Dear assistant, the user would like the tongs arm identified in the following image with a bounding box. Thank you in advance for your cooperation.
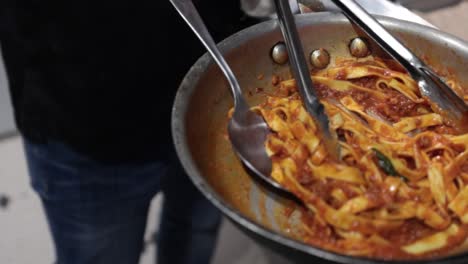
[273,0,339,159]
[274,0,323,116]
[331,0,468,125]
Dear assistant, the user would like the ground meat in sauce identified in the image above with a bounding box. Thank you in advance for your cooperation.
[365,185,391,207]
[272,75,281,86]
[335,69,347,80]
[382,220,436,245]
[352,77,379,89]
[315,83,342,99]
[431,125,457,135]
[386,95,418,115]
[301,210,338,243]
[312,76,428,123]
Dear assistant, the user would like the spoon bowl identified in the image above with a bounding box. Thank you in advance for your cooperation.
[170,0,290,192]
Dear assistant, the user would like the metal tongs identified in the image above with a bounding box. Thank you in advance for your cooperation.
[273,0,340,160]
[331,0,468,131]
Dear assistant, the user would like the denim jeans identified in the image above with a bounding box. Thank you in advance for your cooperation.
[23,139,221,264]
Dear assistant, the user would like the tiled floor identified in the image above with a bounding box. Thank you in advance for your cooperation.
[2,2,468,264]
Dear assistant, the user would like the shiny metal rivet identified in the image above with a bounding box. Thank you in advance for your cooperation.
[271,42,288,65]
[349,37,370,58]
[310,48,330,69]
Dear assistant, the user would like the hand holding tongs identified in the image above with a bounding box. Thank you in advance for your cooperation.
[331,0,468,131]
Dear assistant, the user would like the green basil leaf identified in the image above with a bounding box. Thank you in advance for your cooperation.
[372,148,408,182]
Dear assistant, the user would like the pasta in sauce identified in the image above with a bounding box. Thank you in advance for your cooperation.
[249,58,468,259]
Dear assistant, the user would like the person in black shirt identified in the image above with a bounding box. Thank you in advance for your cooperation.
[0,1,257,263]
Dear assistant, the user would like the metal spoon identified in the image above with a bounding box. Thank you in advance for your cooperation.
[331,0,468,131]
[170,0,288,191]
[273,0,340,160]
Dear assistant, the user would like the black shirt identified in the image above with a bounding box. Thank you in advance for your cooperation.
[0,0,255,163]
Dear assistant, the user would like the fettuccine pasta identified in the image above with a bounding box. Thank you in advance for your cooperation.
[248,58,468,259]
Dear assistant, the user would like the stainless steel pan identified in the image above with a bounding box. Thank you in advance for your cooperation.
[172,13,468,263]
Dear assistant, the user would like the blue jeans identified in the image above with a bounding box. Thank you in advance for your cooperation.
[24,139,221,264]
